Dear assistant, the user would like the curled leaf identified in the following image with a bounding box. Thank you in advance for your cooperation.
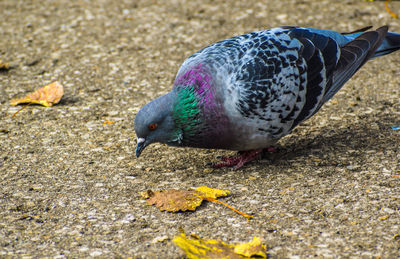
[10,81,64,107]
[234,236,267,258]
[173,233,267,259]
[173,233,239,259]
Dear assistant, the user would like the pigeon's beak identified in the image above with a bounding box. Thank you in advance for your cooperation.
[136,138,146,158]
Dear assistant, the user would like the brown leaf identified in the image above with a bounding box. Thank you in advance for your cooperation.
[10,81,64,107]
[142,186,253,219]
[144,189,203,212]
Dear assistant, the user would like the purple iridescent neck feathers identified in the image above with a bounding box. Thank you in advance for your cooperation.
[171,64,232,148]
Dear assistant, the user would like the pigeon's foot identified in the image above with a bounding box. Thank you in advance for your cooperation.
[211,149,263,169]
[264,146,277,153]
[211,147,277,169]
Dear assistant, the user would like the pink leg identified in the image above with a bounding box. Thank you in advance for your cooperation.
[265,146,277,153]
[211,147,277,169]
[211,149,262,169]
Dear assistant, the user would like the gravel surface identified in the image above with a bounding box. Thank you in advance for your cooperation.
[1,0,399,258]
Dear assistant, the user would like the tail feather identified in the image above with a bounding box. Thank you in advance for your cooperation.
[322,26,388,102]
[374,31,400,58]
[341,26,373,35]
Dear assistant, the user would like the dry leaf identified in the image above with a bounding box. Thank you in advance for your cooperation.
[195,186,230,199]
[173,233,267,259]
[142,186,253,219]
[173,233,240,259]
[234,236,267,258]
[143,189,203,212]
[10,81,64,107]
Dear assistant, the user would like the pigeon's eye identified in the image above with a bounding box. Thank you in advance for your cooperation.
[148,123,158,131]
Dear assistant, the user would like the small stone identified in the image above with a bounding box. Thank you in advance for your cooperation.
[90,250,103,256]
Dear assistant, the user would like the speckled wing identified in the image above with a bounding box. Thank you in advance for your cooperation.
[220,27,387,142]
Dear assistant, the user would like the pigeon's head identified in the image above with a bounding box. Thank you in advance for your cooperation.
[134,92,181,158]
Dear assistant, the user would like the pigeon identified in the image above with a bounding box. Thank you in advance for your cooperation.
[134,26,400,169]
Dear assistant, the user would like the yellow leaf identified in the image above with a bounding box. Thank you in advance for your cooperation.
[173,233,238,259]
[173,233,267,259]
[233,236,267,258]
[10,81,64,107]
[195,186,230,199]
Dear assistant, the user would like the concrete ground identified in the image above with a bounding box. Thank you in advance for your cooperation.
[1,0,399,257]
